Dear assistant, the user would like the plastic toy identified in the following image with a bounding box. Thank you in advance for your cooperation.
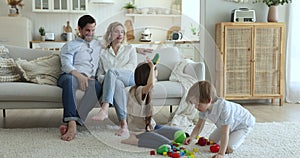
[210,144,220,153]
[150,150,156,155]
[156,142,196,157]
[174,130,186,144]
[152,53,160,65]
[157,144,171,155]
[197,137,207,146]
[163,152,167,156]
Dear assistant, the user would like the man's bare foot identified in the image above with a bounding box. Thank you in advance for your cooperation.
[115,127,129,136]
[121,134,139,145]
[91,108,108,121]
[59,125,67,136]
[61,121,76,141]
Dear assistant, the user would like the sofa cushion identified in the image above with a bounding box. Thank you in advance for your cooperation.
[152,81,185,99]
[136,47,181,81]
[5,44,56,61]
[0,82,85,102]
[0,82,62,102]
[15,54,62,85]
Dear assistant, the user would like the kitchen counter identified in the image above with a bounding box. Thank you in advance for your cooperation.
[127,40,200,45]
[129,40,201,62]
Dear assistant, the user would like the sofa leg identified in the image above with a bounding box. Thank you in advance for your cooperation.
[170,105,172,113]
[3,109,6,118]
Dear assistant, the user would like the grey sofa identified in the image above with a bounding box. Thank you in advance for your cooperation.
[0,44,205,117]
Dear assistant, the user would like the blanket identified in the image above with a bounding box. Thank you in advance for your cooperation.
[168,59,199,132]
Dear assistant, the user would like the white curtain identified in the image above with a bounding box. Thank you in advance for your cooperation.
[286,1,300,103]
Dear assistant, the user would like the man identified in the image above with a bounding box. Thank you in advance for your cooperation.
[57,15,102,141]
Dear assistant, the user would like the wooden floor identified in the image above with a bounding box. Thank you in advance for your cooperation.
[1,102,300,128]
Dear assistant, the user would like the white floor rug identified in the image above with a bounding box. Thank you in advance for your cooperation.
[1,121,300,158]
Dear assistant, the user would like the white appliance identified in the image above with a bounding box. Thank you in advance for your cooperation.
[171,31,183,40]
[0,17,32,48]
[140,28,152,42]
[231,8,256,22]
[45,33,55,41]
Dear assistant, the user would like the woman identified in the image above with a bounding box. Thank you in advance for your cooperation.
[92,22,137,136]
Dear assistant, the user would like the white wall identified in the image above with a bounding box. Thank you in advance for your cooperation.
[204,0,289,39]
[0,0,290,82]
[201,0,289,82]
[0,0,131,41]
[0,0,191,42]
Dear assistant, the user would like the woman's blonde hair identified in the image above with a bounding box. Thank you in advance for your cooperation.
[103,21,127,49]
[186,80,218,104]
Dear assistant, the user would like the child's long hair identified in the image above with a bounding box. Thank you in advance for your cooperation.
[186,81,218,104]
[134,62,155,131]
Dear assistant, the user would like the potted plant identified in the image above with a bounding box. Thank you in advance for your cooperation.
[190,24,198,35]
[39,27,46,41]
[254,0,292,7]
[123,2,136,14]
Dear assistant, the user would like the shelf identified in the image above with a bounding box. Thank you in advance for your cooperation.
[125,14,181,18]
[90,0,114,4]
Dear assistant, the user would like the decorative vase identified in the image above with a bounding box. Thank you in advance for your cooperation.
[41,36,46,41]
[9,6,17,14]
[8,5,19,16]
[267,5,278,22]
[127,8,133,14]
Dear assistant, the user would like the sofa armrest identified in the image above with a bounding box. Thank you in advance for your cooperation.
[183,61,205,81]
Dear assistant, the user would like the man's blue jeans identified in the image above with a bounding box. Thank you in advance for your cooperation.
[57,73,101,125]
[101,68,134,121]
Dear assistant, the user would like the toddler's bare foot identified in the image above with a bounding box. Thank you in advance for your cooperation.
[61,121,76,141]
[59,125,67,136]
[115,127,129,136]
[91,109,108,121]
[121,134,138,145]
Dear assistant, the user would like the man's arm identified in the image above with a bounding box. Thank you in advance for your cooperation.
[136,47,153,55]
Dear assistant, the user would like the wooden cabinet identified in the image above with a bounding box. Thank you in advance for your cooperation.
[215,22,286,106]
[33,0,87,13]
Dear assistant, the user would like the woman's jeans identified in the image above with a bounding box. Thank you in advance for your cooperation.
[102,68,135,121]
[57,73,101,125]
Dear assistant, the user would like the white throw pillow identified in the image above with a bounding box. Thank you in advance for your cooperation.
[15,54,62,85]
